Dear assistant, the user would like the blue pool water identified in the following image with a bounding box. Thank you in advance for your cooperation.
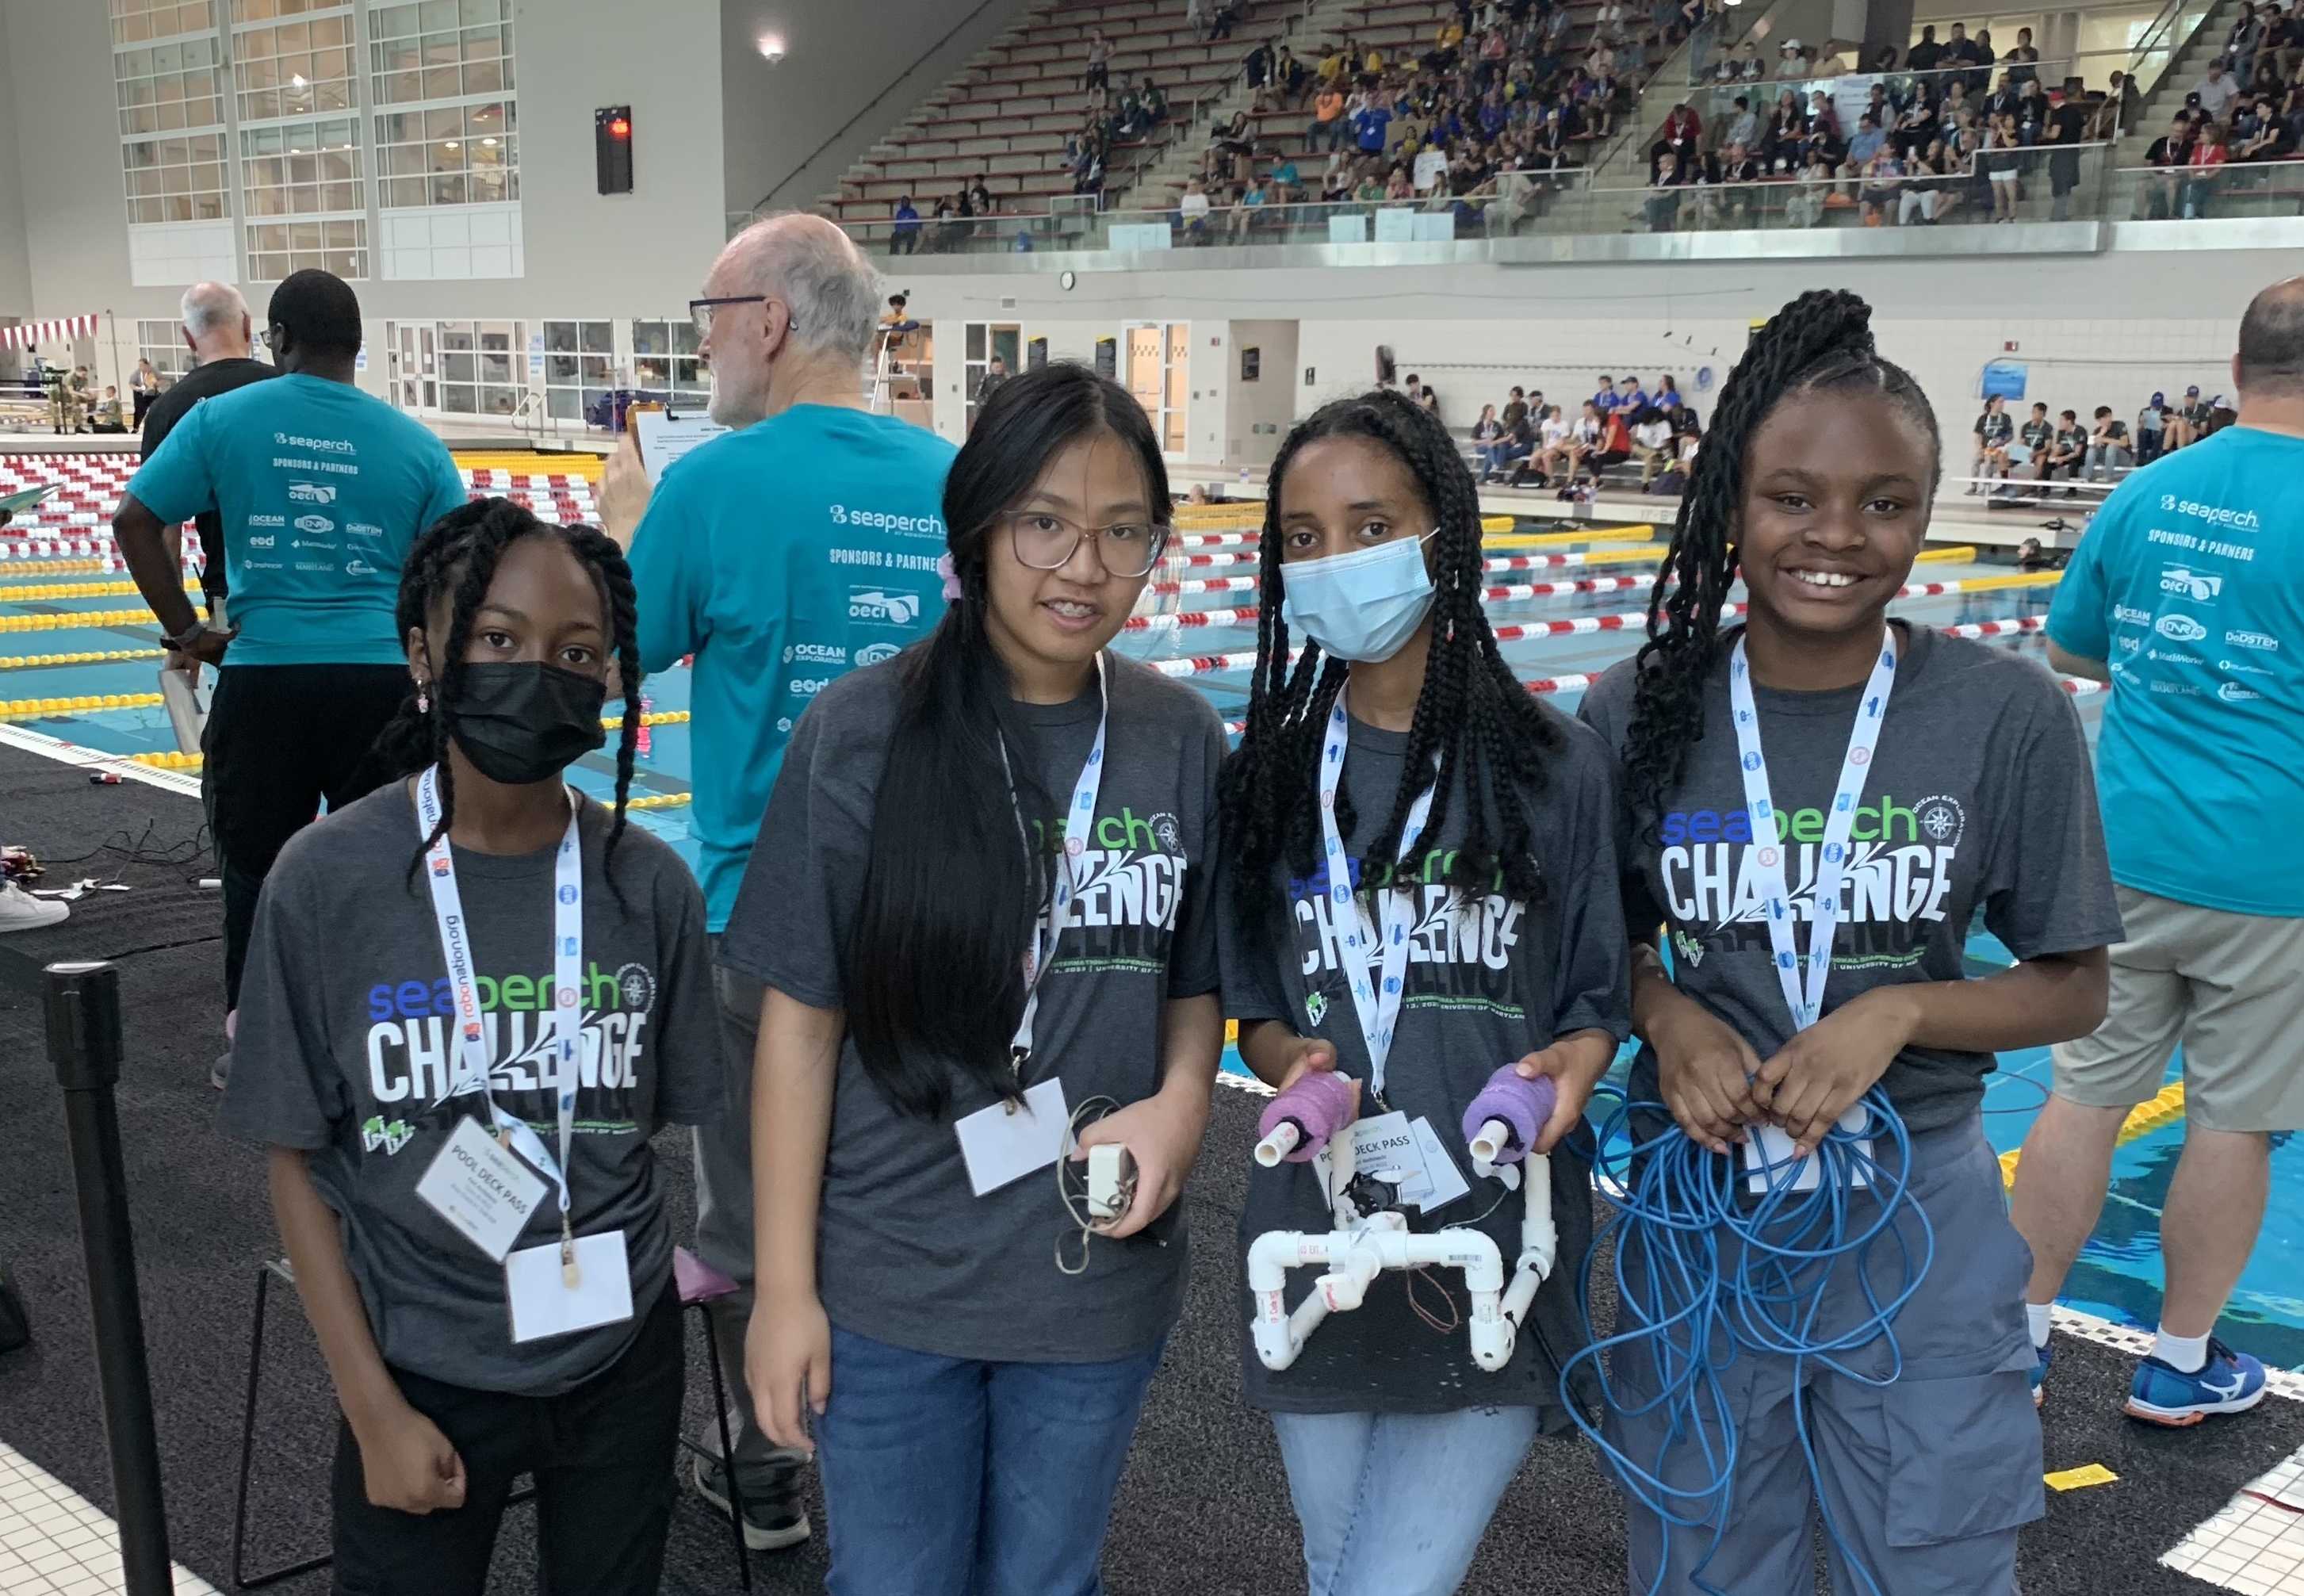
[6,549,2298,1364]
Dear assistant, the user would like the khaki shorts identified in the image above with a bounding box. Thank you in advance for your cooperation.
[2053,885,2304,1132]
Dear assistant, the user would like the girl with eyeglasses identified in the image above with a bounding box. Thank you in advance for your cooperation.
[733,364,1227,1596]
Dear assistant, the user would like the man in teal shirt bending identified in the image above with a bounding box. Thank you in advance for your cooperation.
[604,212,954,1552]
[114,269,468,1085]
[2012,275,2304,1428]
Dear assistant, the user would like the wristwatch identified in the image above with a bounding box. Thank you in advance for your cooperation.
[165,619,220,653]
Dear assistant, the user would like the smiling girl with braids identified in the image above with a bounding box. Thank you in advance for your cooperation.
[1217,389,1630,1594]
[1576,290,2119,1593]
[221,499,724,1594]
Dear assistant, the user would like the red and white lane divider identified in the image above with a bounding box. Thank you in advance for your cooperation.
[1135,572,1653,608]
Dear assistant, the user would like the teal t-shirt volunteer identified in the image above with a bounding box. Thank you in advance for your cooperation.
[126,373,469,667]
[629,404,957,929]
[2046,424,2304,917]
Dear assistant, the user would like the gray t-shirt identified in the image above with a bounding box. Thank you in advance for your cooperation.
[720,651,1227,1363]
[1577,623,2123,1133]
[1217,704,1632,1416]
[220,783,723,1395]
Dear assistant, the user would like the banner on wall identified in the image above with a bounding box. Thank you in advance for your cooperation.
[0,316,100,351]
[1981,361,2029,402]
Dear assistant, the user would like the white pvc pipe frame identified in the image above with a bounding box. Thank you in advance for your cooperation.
[1246,1135,1558,1374]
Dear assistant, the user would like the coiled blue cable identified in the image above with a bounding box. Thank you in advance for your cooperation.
[1560,1085,1935,1596]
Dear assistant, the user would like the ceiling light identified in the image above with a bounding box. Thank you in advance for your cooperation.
[290,71,308,86]
[757,34,786,62]
[445,139,460,149]
[481,136,497,146]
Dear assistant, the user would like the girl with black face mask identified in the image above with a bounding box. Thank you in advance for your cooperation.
[220,499,725,1596]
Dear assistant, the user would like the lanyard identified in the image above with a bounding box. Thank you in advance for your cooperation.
[997,653,1109,1078]
[414,765,584,1260]
[1315,693,1437,1100]
[1724,627,1898,1031]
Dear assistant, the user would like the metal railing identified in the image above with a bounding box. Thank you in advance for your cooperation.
[2128,0,2226,105]
[2115,157,2304,220]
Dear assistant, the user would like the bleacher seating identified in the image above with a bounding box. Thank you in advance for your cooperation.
[817,0,1313,228]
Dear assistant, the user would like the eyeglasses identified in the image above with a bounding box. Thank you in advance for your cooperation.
[1001,511,1173,579]
[689,296,797,339]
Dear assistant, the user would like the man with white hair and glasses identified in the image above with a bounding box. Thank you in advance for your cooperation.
[600,212,956,1555]
[138,281,278,620]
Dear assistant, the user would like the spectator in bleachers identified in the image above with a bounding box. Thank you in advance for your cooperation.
[1084,25,1112,96]
[1500,385,1530,431]
[1528,402,1576,484]
[2182,119,2230,216]
[1984,110,2024,221]
[1971,394,2015,489]
[1901,138,1950,222]
[2042,86,2088,220]
[890,195,920,255]
[1858,147,1903,227]
[1179,176,1213,242]
[2142,113,2195,218]
[1644,149,1688,230]
[1311,82,1349,151]
[1353,90,1394,155]
[2086,405,2133,479]
[1485,405,1540,484]
[1586,404,1633,480]
[1243,36,1273,96]
[1207,0,1240,41]
[2169,382,2210,448]
[1618,373,1649,413]
[1629,407,1674,484]
[2197,56,2241,121]
[2019,400,2054,472]
[2260,6,2304,80]
[2134,392,2169,462]
[2041,408,2088,485]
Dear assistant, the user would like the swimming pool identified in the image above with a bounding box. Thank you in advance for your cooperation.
[2,472,2288,1368]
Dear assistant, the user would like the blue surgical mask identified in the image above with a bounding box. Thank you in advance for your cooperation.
[1280,531,1437,663]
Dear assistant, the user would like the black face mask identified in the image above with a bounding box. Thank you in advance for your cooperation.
[444,661,607,786]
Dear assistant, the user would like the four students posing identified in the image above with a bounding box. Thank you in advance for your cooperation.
[242,318,2130,1594]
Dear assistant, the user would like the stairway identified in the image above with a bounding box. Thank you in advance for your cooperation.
[2105,0,2252,219]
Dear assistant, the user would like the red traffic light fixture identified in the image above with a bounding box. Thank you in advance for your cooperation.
[595,105,633,195]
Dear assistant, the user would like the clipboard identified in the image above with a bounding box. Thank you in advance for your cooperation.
[0,486,55,516]
[630,405,729,484]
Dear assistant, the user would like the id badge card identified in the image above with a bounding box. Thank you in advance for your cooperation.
[507,1230,633,1344]
[1313,1112,1472,1213]
[415,1116,550,1264]
[1742,1110,1873,1196]
[955,1077,1070,1196]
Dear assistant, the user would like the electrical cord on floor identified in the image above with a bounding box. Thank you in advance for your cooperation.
[1561,1085,1932,1596]
[7,819,213,890]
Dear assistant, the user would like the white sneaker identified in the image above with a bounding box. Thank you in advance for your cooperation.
[0,879,67,932]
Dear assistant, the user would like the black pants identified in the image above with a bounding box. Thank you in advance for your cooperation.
[330,1287,683,1595]
[209,664,406,1009]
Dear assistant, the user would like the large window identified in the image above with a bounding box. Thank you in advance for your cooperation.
[245,217,366,280]
[111,0,218,45]
[541,321,614,423]
[368,0,519,209]
[114,34,226,136]
[433,320,525,415]
[239,117,363,216]
[373,101,516,208]
[630,320,710,409]
[139,320,196,382]
[231,4,356,123]
[122,132,231,224]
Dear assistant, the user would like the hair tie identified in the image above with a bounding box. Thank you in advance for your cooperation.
[936,552,964,602]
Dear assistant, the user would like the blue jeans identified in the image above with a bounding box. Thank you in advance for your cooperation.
[815,1323,1163,1595]
[1270,1407,1540,1596]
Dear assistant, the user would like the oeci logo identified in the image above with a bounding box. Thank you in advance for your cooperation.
[288,482,337,505]
[2160,565,2222,603]
[2155,614,2208,643]
[849,588,922,626]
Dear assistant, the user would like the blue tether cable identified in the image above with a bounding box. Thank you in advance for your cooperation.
[1562,1086,1935,1596]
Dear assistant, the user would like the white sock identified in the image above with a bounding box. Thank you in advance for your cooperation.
[2026,1302,2054,1349]
[2153,1327,2210,1373]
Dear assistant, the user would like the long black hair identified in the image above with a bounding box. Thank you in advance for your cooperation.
[375,496,642,890]
[1219,388,1565,926]
[841,363,1169,1121]
[1622,289,1941,838]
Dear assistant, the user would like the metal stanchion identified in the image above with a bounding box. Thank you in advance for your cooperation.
[44,959,172,1596]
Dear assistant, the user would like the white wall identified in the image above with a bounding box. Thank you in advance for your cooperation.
[719,0,1042,217]
[0,2,31,323]
[0,0,727,399]
[1223,319,1299,468]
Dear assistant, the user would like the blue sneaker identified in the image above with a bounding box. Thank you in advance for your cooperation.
[2031,1339,2052,1410]
[2126,1338,2268,1427]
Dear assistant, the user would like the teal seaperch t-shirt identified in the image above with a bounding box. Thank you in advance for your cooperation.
[126,373,469,667]
[628,404,957,929]
[2046,425,2304,917]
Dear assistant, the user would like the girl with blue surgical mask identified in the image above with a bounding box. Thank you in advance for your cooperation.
[1215,391,1632,1596]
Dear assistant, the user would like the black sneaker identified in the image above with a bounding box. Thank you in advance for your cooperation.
[690,1452,810,1551]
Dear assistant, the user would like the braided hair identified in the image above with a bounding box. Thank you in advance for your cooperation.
[1622,288,1941,840]
[1219,388,1565,928]
[374,496,643,895]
